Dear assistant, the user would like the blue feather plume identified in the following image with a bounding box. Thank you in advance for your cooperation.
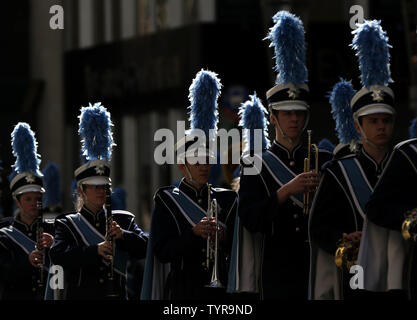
[78,102,115,161]
[42,162,62,206]
[318,139,335,153]
[351,20,392,88]
[329,79,360,144]
[409,118,417,139]
[188,69,221,137]
[265,11,308,86]
[11,122,42,176]
[8,170,17,183]
[239,92,270,151]
[112,187,127,210]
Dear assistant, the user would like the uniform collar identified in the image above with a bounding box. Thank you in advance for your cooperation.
[179,178,210,202]
[359,148,390,173]
[271,140,303,159]
[13,214,37,233]
[80,205,105,222]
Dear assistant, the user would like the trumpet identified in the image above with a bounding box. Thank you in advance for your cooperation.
[207,198,223,288]
[303,130,319,215]
[402,208,417,241]
[204,186,224,288]
[335,238,359,270]
[205,184,212,270]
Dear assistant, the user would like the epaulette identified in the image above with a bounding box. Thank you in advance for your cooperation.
[212,187,238,197]
[394,138,417,151]
[112,210,135,218]
[322,153,356,171]
[43,218,55,224]
[318,148,333,155]
[240,150,263,166]
[55,211,78,221]
[153,185,175,200]
[0,216,13,228]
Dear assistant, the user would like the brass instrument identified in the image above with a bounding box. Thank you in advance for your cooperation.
[303,130,319,215]
[205,184,212,270]
[104,184,119,298]
[207,199,223,288]
[402,208,417,241]
[335,238,359,270]
[204,186,224,288]
[35,200,45,292]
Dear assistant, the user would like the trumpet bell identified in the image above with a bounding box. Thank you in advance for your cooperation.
[335,240,359,270]
[402,208,417,241]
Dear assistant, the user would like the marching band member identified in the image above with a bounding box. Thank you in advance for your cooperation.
[0,123,54,300]
[309,24,395,297]
[230,11,332,299]
[141,70,238,300]
[359,110,417,297]
[49,103,148,300]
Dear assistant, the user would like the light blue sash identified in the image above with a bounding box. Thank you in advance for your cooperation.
[163,188,207,225]
[0,226,52,300]
[0,226,36,255]
[262,150,304,207]
[141,188,207,300]
[66,213,128,276]
[338,158,373,218]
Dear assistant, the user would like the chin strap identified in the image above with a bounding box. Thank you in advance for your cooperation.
[356,120,386,151]
[276,119,295,145]
[184,163,202,190]
[80,185,102,213]
[273,110,310,146]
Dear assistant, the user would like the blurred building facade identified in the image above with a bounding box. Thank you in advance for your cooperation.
[2,0,417,229]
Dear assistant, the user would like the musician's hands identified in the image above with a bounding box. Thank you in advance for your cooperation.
[277,171,319,205]
[29,249,44,268]
[107,221,124,240]
[97,241,113,260]
[343,231,362,244]
[192,217,217,239]
[39,233,54,249]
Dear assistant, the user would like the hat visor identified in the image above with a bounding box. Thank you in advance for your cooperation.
[13,185,45,197]
[355,104,395,118]
[79,176,111,186]
[177,148,217,165]
[270,100,309,111]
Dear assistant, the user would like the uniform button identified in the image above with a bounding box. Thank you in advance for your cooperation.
[198,198,202,204]
[32,287,36,292]
[96,223,100,227]
[290,161,295,167]
[293,214,299,219]
[295,227,300,232]
[99,279,104,284]
[28,233,32,237]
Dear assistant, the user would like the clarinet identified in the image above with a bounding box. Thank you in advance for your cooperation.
[104,184,119,298]
[35,200,45,298]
